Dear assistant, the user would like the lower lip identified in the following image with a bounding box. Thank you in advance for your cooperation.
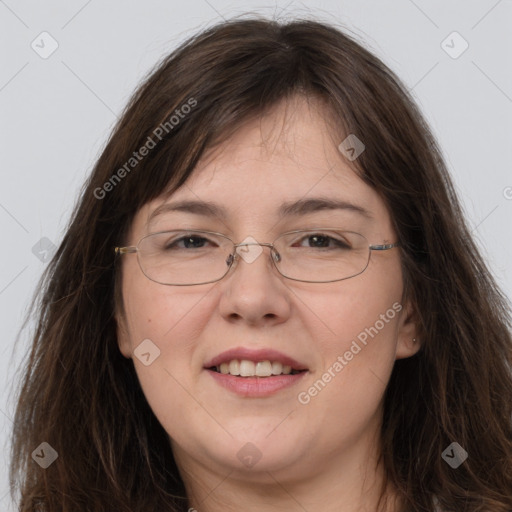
[205,369,307,397]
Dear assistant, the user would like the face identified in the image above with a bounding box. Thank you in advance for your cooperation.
[116,95,419,486]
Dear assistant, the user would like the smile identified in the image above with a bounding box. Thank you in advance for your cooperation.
[210,359,304,377]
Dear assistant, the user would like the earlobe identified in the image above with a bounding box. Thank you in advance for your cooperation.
[395,336,421,359]
[395,300,421,360]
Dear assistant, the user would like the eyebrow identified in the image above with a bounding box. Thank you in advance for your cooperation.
[148,197,373,224]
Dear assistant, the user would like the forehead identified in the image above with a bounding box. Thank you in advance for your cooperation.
[133,96,393,235]
[183,96,361,192]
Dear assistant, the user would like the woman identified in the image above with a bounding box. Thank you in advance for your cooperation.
[9,16,512,512]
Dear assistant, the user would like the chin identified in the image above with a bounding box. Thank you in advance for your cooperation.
[207,428,305,474]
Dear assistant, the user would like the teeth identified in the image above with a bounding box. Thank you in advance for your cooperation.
[214,359,299,377]
[229,360,240,376]
[240,360,255,377]
[271,361,283,375]
[255,361,272,377]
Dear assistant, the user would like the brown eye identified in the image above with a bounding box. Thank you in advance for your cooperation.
[292,233,351,249]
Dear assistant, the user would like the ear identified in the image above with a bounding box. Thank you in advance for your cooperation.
[115,311,133,359]
[395,299,421,360]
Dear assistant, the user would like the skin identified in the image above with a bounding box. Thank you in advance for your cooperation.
[116,95,420,512]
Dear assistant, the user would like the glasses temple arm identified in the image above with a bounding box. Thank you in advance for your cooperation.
[369,242,400,251]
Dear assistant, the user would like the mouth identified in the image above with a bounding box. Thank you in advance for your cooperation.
[207,359,306,377]
[204,347,308,376]
[203,347,309,397]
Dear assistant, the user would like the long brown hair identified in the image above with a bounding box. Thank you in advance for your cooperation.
[9,15,512,512]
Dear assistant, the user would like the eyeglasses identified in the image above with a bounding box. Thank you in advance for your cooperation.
[114,228,399,286]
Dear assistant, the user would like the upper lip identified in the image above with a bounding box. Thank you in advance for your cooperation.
[204,347,308,371]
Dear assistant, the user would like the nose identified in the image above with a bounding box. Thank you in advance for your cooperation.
[218,241,291,327]
[227,241,280,267]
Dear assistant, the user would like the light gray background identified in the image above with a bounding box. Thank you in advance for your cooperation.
[1,0,511,508]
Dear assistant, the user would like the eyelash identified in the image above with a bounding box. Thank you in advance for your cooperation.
[163,232,352,251]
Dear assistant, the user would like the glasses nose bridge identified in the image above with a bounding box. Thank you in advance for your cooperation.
[231,240,281,264]
[235,241,273,249]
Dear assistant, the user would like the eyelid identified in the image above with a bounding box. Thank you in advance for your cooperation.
[146,227,364,247]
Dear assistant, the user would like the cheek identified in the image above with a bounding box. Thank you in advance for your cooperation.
[120,266,218,424]
[294,260,403,432]
[297,253,403,353]
[121,257,214,347]
[325,289,401,359]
